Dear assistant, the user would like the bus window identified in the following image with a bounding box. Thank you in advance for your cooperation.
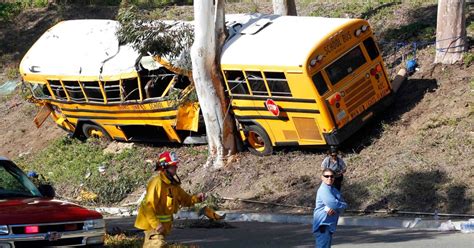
[224,70,250,95]
[82,81,105,103]
[245,71,269,96]
[325,46,366,86]
[48,80,67,100]
[29,83,51,99]
[63,81,86,102]
[311,72,328,96]
[122,78,140,101]
[264,72,292,97]
[363,37,380,60]
[142,68,174,99]
[173,75,191,90]
[167,75,191,99]
[103,81,121,103]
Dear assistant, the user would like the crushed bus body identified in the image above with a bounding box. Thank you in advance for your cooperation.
[19,20,203,144]
[20,15,395,155]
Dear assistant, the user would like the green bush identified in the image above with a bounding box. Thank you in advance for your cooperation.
[0,2,22,22]
[16,137,151,205]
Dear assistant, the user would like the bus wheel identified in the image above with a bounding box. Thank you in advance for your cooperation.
[82,123,111,140]
[247,125,273,156]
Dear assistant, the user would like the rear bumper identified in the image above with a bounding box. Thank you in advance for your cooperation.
[323,92,395,146]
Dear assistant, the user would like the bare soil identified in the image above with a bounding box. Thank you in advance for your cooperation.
[0,2,472,215]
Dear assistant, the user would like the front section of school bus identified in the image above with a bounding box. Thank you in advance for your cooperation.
[221,14,393,155]
[19,20,202,144]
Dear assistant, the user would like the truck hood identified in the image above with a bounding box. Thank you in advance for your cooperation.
[0,197,102,225]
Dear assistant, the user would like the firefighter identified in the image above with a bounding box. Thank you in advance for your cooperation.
[135,151,206,248]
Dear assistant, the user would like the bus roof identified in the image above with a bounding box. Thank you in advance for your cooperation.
[19,20,141,78]
[222,14,361,68]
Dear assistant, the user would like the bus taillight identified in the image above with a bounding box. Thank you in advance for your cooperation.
[329,92,342,105]
[376,64,383,72]
[370,68,377,76]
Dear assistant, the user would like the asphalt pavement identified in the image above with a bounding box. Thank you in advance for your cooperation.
[105,216,474,248]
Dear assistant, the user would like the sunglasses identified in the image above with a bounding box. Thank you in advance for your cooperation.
[323,175,335,178]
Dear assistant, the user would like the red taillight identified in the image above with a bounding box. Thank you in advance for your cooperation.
[25,226,39,234]
[376,64,383,72]
[370,68,377,76]
[329,92,342,105]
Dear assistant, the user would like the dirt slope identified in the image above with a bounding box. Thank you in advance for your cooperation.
[0,2,472,215]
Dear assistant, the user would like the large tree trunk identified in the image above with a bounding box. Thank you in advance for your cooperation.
[191,0,237,169]
[435,0,466,64]
[272,0,297,16]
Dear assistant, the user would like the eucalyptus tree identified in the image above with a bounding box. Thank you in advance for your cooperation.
[435,0,466,64]
[117,2,238,169]
[272,0,297,16]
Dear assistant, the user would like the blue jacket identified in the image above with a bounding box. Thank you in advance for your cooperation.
[312,183,347,233]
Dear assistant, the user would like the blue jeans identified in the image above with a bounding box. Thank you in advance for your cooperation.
[314,225,332,248]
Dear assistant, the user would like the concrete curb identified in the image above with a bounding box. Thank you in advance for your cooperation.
[96,207,466,231]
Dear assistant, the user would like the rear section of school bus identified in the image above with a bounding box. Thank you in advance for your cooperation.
[19,20,203,144]
[221,14,393,155]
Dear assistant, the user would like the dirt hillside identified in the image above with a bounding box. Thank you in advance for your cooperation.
[0,2,472,215]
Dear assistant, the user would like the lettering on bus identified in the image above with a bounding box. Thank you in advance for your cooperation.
[324,31,352,55]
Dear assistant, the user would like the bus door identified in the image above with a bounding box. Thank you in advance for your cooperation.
[135,69,182,143]
[223,70,274,148]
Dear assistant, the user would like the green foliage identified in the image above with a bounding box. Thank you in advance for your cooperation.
[105,234,143,248]
[130,0,192,8]
[117,5,194,71]
[384,22,436,42]
[16,137,150,205]
[463,52,474,66]
[0,2,22,22]
[5,66,18,80]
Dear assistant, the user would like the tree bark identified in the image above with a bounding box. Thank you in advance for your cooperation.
[272,0,297,16]
[435,0,466,64]
[191,0,237,169]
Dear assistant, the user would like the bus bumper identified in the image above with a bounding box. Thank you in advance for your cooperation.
[323,92,395,146]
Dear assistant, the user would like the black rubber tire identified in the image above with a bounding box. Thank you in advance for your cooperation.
[246,125,273,156]
[82,123,111,140]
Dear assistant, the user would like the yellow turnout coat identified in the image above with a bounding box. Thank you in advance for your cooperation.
[135,171,200,236]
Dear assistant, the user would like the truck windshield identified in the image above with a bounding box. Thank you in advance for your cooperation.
[0,161,42,198]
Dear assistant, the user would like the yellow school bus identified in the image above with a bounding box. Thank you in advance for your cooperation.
[222,14,393,155]
[19,20,203,144]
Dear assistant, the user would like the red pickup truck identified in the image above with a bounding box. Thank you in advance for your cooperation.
[0,157,105,247]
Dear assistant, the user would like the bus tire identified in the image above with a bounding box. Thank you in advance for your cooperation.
[246,125,273,156]
[82,123,111,140]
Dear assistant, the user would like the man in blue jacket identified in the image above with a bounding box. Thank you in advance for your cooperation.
[313,168,348,248]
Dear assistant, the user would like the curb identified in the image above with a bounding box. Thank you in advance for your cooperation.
[96,207,465,231]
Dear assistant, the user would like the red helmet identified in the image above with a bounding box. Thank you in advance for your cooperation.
[158,151,179,169]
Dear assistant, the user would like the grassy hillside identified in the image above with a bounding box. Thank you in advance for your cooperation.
[1,0,473,215]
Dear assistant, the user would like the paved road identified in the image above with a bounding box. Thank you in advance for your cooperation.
[106,217,474,248]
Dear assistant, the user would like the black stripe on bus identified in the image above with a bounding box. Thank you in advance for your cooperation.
[66,115,176,121]
[274,141,300,146]
[232,106,320,114]
[231,95,316,103]
[49,97,170,106]
[234,115,289,121]
[61,107,177,114]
